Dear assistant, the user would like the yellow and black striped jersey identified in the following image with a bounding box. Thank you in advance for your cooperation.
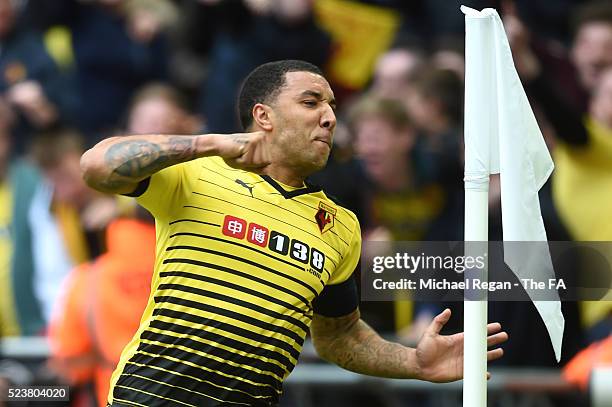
[108,156,361,407]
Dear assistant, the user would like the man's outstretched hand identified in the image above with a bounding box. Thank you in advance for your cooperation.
[415,309,508,383]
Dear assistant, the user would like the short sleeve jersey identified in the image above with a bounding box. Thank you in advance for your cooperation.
[108,156,361,407]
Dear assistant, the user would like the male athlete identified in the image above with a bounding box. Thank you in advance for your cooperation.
[81,60,507,406]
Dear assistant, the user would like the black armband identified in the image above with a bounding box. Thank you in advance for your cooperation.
[312,276,358,317]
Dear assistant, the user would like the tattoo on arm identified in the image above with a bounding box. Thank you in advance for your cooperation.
[103,137,197,188]
[312,312,417,379]
[228,134,250,146]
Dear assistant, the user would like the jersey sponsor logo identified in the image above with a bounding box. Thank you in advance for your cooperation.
[315,202,336,234]
[222,215,326,277]
[247,223,269,247]
[222,215,247,239]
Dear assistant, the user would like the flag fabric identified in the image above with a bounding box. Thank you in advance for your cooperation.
[462,5,565,362]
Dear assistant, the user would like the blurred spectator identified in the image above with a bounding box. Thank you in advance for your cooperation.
[506,0,612,129]
[407,68,463,200]
[554,67,612,243]
[0,0,77,154]
[507,1,612,341]
[28,0,177,145]
[126,83,202,135]
[350,96,446,241]
[349,96,448,337]
[563,334,612,391]
[181,0,331,132]
[49,214,155,407]
[369,45,424,102]
[31,129,113,263]
[552,67,612,340]
[570,1,612,94]
[0,98,47,336]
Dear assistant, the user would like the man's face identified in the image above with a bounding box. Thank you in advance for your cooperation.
[267,71,337,174]
[45,152,92,209]
[354,115,413,184]
[372,50,421,100]
[128,97,195,134]
[590,68,612,128]
[572,22,612,91]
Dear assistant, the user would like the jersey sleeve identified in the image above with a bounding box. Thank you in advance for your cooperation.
[327,215,361,285]
[134,160,201,220]
[312,214,361,317]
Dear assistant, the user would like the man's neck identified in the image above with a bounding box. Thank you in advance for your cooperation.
[260,163,306,188]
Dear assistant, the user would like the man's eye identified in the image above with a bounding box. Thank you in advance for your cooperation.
[303,100,317,107]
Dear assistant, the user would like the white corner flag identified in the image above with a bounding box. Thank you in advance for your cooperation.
[461,4,565,364]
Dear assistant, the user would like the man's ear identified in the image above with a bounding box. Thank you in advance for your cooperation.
[252,103,273,131]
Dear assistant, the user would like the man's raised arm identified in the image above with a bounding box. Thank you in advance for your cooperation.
[80,132,268,195]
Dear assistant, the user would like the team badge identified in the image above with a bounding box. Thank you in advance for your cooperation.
[315,202,336,234]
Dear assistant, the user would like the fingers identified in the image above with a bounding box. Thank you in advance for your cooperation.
[426,308,451,336]
[487,347,504,362]
[487,331,508,348]
[486,323,507,362]
[486,322,502,335]
[225,155,269,170]
[237,142,271,169]
[223,131,271,169]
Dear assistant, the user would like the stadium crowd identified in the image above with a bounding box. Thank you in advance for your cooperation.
[0,0,610,406]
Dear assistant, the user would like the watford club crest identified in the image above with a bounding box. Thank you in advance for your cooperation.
[315,202,336,234]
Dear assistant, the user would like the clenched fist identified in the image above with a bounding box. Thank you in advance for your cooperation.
[212,131,271,170]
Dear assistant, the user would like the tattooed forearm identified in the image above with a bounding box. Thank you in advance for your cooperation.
[81,135,200,194]
[105,137,196,178]
[228,134,250,146]
[81,132,261,194]
[311,312,419,379]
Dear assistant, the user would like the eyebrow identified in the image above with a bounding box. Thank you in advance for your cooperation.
[300,90,337,110]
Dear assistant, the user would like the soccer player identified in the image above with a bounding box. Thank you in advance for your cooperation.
[81,60,507,406]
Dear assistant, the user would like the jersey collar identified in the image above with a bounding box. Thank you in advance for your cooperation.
[260,174,322,199]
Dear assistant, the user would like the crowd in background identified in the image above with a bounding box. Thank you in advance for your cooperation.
[0,0,611,405]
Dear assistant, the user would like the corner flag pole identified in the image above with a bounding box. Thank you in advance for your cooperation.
[462,5,493,406]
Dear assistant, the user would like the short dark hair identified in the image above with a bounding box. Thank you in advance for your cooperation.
[238,60,324,130]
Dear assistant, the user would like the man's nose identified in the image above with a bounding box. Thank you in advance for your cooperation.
[321,105,337,130]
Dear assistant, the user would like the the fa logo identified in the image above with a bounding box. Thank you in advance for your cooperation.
[315,202,336,234]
